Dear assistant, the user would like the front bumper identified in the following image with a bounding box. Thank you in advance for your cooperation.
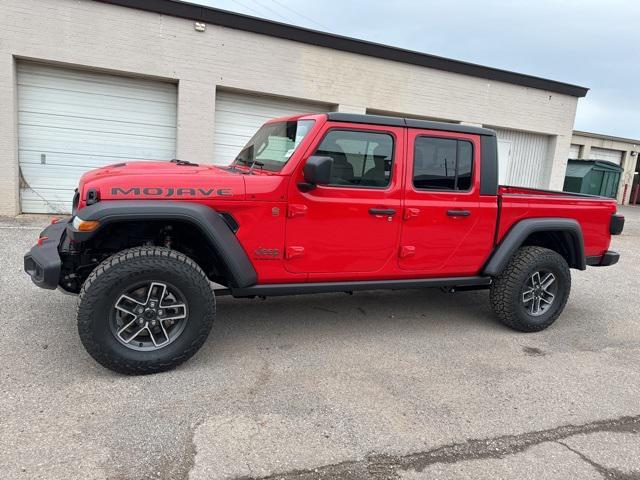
[23,220,68,289]
[586,250,620,267]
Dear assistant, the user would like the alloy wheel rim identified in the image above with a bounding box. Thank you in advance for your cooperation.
[110,281,189,351]
[521,270,557,317]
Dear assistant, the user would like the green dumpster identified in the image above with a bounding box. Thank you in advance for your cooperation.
[563,160,622,198]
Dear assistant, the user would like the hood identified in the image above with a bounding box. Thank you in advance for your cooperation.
[77,161,247,207]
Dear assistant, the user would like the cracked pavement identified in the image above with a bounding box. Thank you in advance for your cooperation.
[1,206,639,479]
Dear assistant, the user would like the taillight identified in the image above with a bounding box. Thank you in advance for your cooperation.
[610,214,624,235]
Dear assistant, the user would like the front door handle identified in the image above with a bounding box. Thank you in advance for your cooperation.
[447,210,471,217]
[369,208,396,216]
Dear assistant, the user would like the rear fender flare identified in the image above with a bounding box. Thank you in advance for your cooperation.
[483,218,585,276]
[69,201,257,288]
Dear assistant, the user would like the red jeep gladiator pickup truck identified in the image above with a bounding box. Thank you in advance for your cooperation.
[24,113,624,374]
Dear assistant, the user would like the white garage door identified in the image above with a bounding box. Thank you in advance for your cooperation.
[497,140,513,185]
[569,144,581,158]
[492,127,551,188]
[18,63,177,213]
[589,147,623,165]
[212,91,328,164]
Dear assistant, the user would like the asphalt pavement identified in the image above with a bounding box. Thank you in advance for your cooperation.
[1,207,639,480]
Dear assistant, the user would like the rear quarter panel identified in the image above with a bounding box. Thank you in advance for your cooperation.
[497,187,617,257]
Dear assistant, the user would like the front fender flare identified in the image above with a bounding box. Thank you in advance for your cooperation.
[70,201,257,288]
[483,218,585,276]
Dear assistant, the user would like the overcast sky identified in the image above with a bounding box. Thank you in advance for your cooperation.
[196,0,639,140]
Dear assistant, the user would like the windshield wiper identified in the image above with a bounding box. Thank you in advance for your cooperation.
[248,160,264,174]
[232,145,258,173]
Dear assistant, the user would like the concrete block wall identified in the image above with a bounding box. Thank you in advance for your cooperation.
[0,0,579,215]
[0,55,19,216]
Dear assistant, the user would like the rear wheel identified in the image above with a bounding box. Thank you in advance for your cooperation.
[490,246,571,332]
[77,247,215,374]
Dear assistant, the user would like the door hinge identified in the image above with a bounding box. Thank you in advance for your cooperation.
[403,208,420,220]
[399,245,416,258]
[286,246,305,259]
[287,204,308,218]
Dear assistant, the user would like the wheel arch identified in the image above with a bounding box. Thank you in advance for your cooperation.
[69,201,257,288]
[483,218,585,276]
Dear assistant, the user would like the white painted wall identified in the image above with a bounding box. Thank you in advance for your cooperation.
[569,144,580,158]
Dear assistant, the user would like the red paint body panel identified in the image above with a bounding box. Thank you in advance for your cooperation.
[75,114,619,285]
[78,162,246,209]
[398,128,496,276]
[285,121,405,278]
[497,186,617,257]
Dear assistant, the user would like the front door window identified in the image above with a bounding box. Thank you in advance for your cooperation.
[314,130,394,188]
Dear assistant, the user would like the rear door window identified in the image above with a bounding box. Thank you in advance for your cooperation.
[413,136,473,191]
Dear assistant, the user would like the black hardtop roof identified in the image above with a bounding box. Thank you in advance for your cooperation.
[326,113,497,136]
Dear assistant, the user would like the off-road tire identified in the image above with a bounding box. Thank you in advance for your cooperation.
[77,247,216,374]
[490,246,571,332]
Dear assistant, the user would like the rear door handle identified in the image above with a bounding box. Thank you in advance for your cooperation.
[369,208,396,216]
[447,210,471,217]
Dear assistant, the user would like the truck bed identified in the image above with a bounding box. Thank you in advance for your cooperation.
[497,185,618,258]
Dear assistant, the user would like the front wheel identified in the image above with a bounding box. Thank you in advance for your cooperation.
[490,246,571,332]
[77,247,216,374]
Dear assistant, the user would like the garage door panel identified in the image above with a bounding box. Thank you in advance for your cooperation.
[18,83,176,112]
[18,63,177,213]
[19,87,176,126]
[214,112,298,135]
[215,94,322,116]
[215,101,292,118]
[213,131,256,149]
[20,189,76,215]
[213,111,278,132]
[18,64,177,103]
[18,150,152,169]
[19,112,176,138]
[215,146,247,163]
[589,147,623,165]
[213,91,328,165]
[19,122,176,149]
[492,127,551,189]
[19,164,86,190]
[19,125,175,160]
[212,119,265,138]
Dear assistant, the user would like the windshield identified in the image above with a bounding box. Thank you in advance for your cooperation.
[232,119,315,172]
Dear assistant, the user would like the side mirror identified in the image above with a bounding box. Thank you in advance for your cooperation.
[299,156,333,191]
